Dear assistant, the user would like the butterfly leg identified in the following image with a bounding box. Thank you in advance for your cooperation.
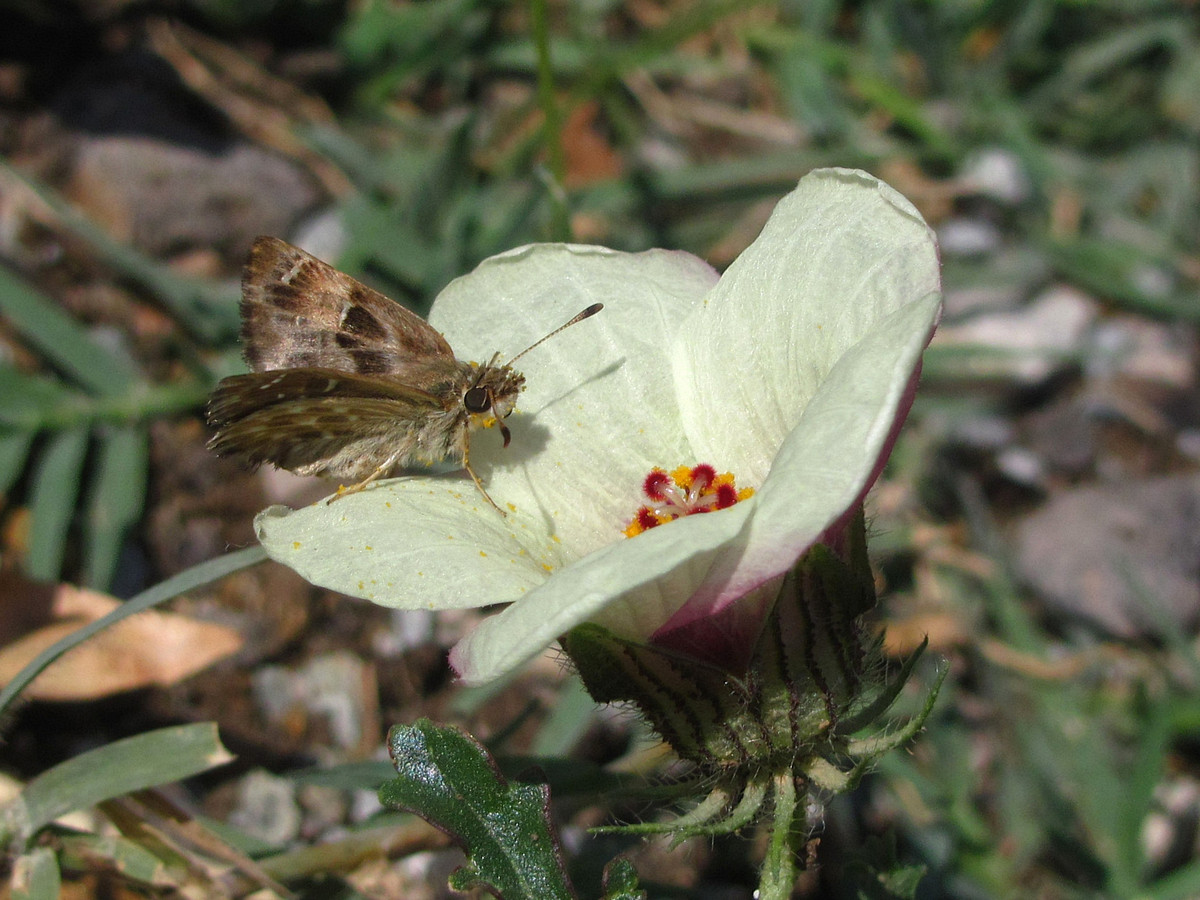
[463,436,505,516]
[327,448,408,504]
[325,439,507,516]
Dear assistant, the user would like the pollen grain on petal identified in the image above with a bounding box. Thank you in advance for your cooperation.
[623,463,754,537]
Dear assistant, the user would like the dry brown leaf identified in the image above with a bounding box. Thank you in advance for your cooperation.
[0,584,243,701]
[562,101,624,188]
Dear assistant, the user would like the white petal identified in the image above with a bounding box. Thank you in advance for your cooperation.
[254,246,720,608]
[449,497,755,684]
[673,168,941,484]
[254,482,554,608]
[667,291,942,628]
[429,244,718,556]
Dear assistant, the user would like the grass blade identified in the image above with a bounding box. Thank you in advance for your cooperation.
[12,723,233,842]
[0,429,35,498]
[0,546,266,720]
[0,268,140,397]
[83,426,149,590]
[26,427,89,581]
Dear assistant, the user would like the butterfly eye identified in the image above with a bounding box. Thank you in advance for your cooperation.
[463,386,491,413]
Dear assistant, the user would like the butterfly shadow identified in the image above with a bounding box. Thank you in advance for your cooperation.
[508,356,626,461]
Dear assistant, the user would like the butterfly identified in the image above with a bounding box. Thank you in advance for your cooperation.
[206,236,601,512]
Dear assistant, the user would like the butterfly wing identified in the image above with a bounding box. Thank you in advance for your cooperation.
[240,236,456,379]
[207,368,467,479]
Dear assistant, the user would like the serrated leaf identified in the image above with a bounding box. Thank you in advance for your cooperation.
[600,857,645,900]
[380,719,576,900]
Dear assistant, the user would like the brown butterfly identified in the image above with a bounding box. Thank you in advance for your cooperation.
[206,236,602,512]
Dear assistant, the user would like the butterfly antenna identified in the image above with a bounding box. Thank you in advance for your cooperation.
[507,303,603,365]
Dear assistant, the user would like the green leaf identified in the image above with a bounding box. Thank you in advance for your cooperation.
[0,160,238,342]
[10,847,61,900]
[0,429,34,498]
[0,267,139,397]
[83,425,149,589]
[289,760,396,792]
[25,426,89,581]
[531,676,598,757]
[0,366,79,429]
[57,832,177,890]
[380,719,577,900]
[1114,694,1172,887]
[0,365,210,432]
[339,0,491,108]
[1145,857,1200,900]
[5,723,233,845]
[844,834,926,899]
[1044,236,1199,322]
[600,858,645,900]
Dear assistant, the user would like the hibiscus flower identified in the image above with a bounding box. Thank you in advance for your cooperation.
[255,167,942,686]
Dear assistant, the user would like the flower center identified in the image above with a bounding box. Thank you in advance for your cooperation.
[623,464,754,537]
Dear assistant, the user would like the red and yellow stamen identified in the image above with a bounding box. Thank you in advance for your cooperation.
[623,464,754,537]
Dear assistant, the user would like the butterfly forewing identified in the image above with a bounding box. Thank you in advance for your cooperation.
[206,366,468,479]
[207,235,600,510]
[207,368,444,426]
[240,236,455,378]
[211,237,480,484]
[209,397,454,479]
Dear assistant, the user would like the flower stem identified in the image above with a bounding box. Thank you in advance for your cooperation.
[757,772,806,900]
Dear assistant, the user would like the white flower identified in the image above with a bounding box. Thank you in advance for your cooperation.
[255,168,942,685]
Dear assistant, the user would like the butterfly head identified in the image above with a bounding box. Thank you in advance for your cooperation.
[464,360,526,446]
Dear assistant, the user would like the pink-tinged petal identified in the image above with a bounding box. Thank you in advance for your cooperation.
[449,498,755,685]
[659,293,941,635]
[673,168,941,484]
[650,577,782,672]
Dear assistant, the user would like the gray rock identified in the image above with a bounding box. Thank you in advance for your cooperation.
[1014,474,1200,637]
[228,770,301,846]
[67,134,320,255]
